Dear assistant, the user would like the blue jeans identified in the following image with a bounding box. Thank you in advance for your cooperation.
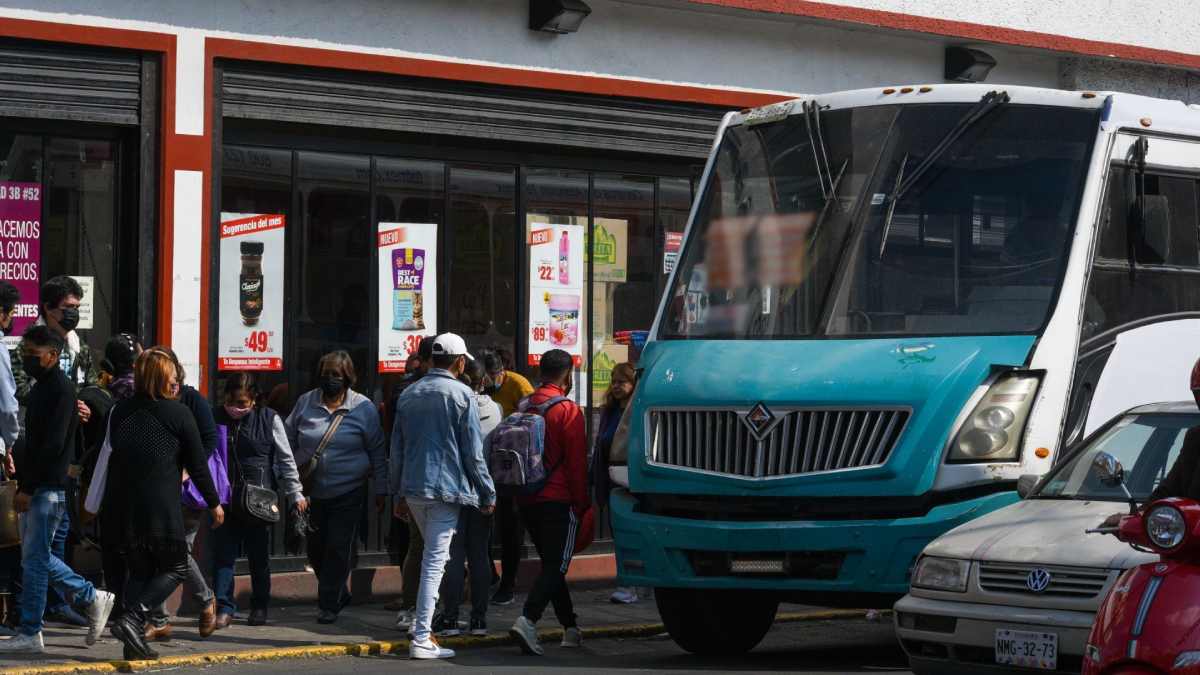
[407,497,459,642]
[44,506,70,615]
[19,489,96,636]
[211,517,272,616]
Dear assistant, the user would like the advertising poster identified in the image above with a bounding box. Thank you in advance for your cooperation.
[0,182,41,346]
[663,230,683,275]
[591,343,630,403]
[218,212,285,371]
[526,215,584,367]
[70,276,94,330]
[591,218,628,283]
[377,222,438,373]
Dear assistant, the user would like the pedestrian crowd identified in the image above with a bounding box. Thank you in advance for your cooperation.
[0,274,630,661]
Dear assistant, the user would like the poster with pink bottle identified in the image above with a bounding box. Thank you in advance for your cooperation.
[0,182,42,346]
[526,215,584,367]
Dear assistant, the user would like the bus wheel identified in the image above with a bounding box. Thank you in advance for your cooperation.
[655,587,779,655]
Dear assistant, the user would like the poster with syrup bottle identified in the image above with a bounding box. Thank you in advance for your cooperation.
[377,222,438,373]
[218,212,285,371]
[526,215,584,367]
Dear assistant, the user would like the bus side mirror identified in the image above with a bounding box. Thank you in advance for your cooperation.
[1131,194,1171,263]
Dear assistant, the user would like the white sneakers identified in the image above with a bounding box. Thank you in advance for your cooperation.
[609,587,639,604]
[0,589,114,654]
[509,617,584,654]
[85,591,116,646]
[510,615,543,656]
[0,631,44,653]
[410,636,455,660]
[561,626,583,648]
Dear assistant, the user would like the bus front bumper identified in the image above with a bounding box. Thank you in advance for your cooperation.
[608,487,1016,596]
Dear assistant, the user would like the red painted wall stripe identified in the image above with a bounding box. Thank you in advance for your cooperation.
[685,0,1200,71]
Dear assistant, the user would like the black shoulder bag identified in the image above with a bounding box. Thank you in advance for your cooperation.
[229,420,281,527]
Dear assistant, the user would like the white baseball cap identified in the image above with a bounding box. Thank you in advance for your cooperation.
[432,333,474,361]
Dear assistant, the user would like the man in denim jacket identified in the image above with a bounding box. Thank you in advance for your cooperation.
[390,333,495,660]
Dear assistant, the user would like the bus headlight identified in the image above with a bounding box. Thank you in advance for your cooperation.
[948,372,1041,463]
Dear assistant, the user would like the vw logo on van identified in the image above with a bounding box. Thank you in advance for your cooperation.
[1026,568,1052,593]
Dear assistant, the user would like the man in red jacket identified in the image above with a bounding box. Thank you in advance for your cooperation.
[509,349,588,656]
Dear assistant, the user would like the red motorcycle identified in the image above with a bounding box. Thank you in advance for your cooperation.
[1083,452,1200,675]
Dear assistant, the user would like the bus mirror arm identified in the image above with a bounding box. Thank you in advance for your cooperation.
[1125,136,1149,280]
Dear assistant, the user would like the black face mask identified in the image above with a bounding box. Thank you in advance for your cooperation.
[320,376,346,398]
[58,307,80,332]
[21,355,48,380]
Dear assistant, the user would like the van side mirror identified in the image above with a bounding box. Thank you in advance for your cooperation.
[1091,452,1125,487]
[1091,451,1138,514]
[1017,474,1039,499]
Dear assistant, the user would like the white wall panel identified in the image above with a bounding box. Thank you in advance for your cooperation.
[171,170,203,387]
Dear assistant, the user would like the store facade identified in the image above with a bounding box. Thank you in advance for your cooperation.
[212,61,714,414]
[0,0,1195,567]
[0,36,161,356]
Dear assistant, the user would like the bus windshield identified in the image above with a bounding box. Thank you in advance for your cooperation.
[660,102,1099,339]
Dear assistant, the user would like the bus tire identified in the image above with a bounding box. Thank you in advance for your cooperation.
[655,587,779,655]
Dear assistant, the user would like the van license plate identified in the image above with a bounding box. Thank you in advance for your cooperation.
[995,629,1057,670]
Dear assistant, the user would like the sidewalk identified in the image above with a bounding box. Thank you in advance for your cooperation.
[0,586,866,674]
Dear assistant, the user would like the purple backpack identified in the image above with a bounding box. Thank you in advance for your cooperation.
[486,397,568,497]
[182,423,232,509]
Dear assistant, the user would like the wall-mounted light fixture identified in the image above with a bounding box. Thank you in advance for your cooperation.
[530,0,592,34]
[944,46,997,83]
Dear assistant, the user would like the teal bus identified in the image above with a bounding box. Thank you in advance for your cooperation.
[608,83,1200,654]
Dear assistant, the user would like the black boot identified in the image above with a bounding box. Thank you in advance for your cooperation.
[111,606,159,661]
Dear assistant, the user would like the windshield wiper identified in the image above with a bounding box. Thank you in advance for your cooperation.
[892,90,1010,203]
[879,152,908,259]
[802,99,834,200]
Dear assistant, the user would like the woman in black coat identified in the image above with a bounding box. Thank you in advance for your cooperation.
[89,349,224,660]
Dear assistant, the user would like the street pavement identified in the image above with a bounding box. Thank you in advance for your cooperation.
[0,586,907,673]
[0,586,666,668]
[153,617,911,674]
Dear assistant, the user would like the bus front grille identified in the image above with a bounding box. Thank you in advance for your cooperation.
[648,407,910,479]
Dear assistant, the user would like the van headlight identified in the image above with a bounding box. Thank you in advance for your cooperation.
[911,556,969,592]
[948,372,1041,463]
[1147,505,1186,550]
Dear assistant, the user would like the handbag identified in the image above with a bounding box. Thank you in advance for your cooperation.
[299,409,347,493]
[228,420,281,526]
[0,463,20,549]
[182,424,233,510]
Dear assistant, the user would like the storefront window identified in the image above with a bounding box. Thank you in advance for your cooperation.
[296,152,371,390]
[375,158,444,401]
[0,134,41,183]
[525,168,589,399]
[42,138,118,357]
[590,174,654,410]
[446,164,517,355]
[658,176,693,296]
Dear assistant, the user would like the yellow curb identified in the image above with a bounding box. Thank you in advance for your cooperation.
[0,608,879,674]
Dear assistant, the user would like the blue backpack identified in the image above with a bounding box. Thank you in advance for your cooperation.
[486,396,569,497]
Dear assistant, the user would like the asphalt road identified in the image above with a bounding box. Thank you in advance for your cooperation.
[150,618,913,674]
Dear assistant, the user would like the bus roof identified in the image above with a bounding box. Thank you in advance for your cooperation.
[732,83,1200,137]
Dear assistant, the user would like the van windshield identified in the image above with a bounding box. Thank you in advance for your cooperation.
[660,102,1099,339]
[1037,413,1200,502]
